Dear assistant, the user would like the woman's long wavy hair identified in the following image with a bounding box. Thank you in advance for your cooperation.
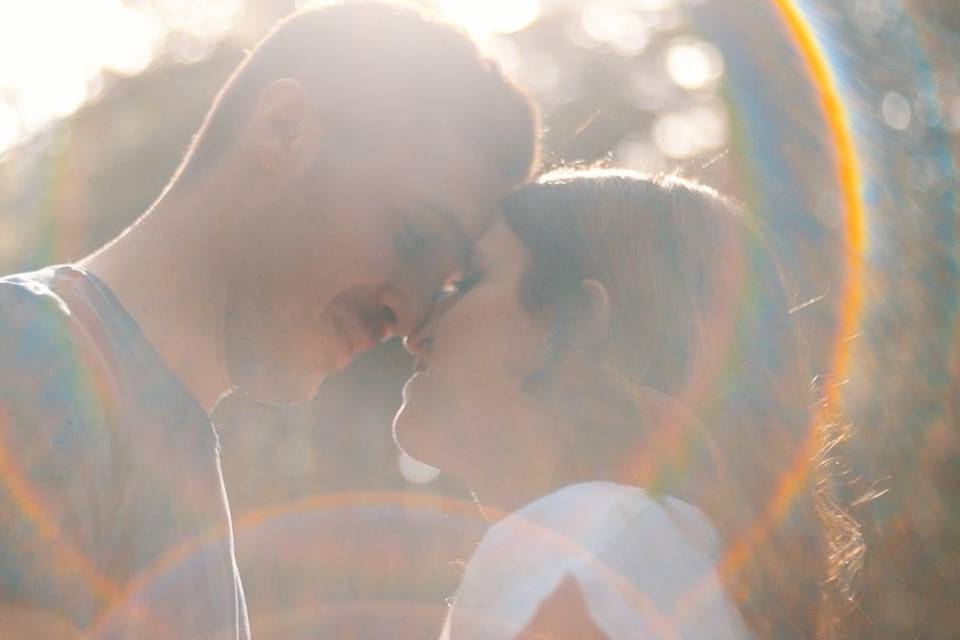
[499,169,862,638]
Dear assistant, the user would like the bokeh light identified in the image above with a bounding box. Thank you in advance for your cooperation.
[615,134,668,173]
[882,90,912,130]
[652,102,728,159]
[665,37,724,90]
[154,0,244,40]
[581,4,649,53]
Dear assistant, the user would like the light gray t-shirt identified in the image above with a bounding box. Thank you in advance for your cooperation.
[0,265,249,639]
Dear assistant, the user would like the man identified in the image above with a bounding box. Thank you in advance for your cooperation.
[0,3,538,637]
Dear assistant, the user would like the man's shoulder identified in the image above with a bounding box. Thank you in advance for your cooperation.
[0,266,77,340]
[0,265,119,368]
[0,265,117,420]
[0,269,120,628]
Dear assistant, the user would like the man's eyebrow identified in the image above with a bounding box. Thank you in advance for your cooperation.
[427,204,473,265]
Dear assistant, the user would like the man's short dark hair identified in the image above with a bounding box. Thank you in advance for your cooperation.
[174,1,539,189]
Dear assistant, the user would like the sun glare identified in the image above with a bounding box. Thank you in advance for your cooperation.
[0,0,241,156]
[96,5,166,76]
[437,0,541,37]
[0,102,19,155]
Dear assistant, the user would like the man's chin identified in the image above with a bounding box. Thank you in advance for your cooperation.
[233,383,317,406]
[229,363,327,406]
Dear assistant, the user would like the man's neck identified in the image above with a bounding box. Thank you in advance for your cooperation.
[80,180,236,413]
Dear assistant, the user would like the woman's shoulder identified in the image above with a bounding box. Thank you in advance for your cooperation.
[485,481,717,557]
[450,483,750,639]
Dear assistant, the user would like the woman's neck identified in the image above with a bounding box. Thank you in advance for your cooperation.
[466,406,613,520]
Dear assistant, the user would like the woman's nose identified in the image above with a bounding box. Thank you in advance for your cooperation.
[403,307,439,358]
[402,325,432,358]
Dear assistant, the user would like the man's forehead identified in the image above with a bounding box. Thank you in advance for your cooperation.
[369,134,506,247]
[418,199,494,264]
[410,161,501,231]
[384,126,508,197]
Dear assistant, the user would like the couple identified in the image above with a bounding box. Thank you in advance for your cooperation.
[0,2,849,639]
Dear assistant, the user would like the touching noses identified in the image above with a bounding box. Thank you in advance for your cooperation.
[402,308,436,359]
[380,280,439,353]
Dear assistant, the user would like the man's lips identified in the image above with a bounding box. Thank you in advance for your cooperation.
[330,307,390,357]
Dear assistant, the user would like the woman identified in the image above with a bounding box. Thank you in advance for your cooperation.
[393,169,860,639]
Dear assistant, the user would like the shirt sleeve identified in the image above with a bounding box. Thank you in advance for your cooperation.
[0,280,123,630]
[568,496,752,640]
[447,485,752,640]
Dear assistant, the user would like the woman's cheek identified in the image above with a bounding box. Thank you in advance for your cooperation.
[505,310,549,376]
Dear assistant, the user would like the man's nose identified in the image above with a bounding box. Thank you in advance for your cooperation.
[380,283,435,341]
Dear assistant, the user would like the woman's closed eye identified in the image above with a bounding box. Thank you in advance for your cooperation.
[448,272,482,295]
[437,271,483,305]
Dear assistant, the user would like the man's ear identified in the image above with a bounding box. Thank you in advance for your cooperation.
[252,78,315,174]
[572,278,611,356]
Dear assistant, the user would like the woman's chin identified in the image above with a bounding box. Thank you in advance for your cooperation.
[396,374,437,445]
[394,375,481,479]
[393,403,440,470]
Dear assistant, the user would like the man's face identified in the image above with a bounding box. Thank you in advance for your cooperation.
[224,132,503,403]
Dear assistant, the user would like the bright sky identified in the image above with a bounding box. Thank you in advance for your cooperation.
[1,0,543,156]
[0,0,242,155]
[0,0,719,163]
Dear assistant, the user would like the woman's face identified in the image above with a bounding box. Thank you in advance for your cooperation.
[393,217,554,482]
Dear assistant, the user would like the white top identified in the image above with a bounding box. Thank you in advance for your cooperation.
[441,482,751,639]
